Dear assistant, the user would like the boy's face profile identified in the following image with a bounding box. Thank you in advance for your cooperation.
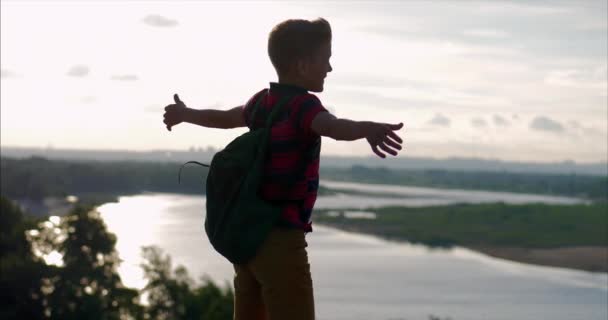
[295,41,333,93]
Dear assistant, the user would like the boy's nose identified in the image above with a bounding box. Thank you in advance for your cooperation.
[328,63,333,73]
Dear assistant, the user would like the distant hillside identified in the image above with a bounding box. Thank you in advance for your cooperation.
[1,156,605,217]
[1,146,606,176]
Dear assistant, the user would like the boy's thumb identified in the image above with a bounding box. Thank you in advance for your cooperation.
[174,94,183,105]
[389,122,404,130]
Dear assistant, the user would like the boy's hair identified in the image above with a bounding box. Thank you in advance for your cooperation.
[268,18,332,76]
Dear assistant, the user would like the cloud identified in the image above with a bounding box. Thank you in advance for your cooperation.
[428,114,450,127]
[353,1,606,62]
[567,120,605,137]
[144,105,161,113]
[462,29,510,39]
[142,14,178,27]
[67,65,90,77]
[493,114,510,126]
[530,116,565,133]
[1,68,18,78]
[81,96,97,104]
[568,120,582,129]
[144,102,221,113]
[110,74,139,81]
[329,88,437,110]
[471,117,487,128]
[333,72,429,89]
[544,66,607,89]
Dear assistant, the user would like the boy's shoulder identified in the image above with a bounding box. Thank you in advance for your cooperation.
[252,85,322,99]
[243,87,327,131]
[244,86,324,111]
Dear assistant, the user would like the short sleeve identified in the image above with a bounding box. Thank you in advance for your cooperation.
[296,94,328,135]
[242,89,267,128]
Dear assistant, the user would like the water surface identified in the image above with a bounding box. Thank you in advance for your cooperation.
[98,185,606,320]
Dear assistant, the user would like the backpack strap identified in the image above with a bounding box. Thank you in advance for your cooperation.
[248,90,268,130]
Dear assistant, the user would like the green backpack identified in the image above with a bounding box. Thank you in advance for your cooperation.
[179,93,295,265]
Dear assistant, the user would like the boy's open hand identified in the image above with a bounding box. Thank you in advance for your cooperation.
[163,94,188,131]
[366,122,404,158]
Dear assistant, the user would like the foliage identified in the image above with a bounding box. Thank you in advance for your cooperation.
[316,202,608,248]
[320,165,608,202]
[0,156,209,203]
[140,246,233,320]
[0,196,48,320]
[3,156,606,207]
[26,203,142,320]
[1,196,234,320]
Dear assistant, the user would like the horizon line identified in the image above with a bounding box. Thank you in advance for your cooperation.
[1,144,606,165]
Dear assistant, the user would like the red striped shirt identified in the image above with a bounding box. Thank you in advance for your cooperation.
[241,82,327,233]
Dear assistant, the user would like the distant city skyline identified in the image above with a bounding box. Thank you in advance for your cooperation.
[1,1,606,163]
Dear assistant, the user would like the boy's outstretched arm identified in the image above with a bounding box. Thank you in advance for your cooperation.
[163,94,246,131]
[311,112,404,158]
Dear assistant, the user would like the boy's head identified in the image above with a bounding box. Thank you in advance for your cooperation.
[268,18,332,92]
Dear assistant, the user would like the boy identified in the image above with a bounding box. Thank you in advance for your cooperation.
[163,18,403,320]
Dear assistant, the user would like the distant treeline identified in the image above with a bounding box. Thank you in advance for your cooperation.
[2,157,606,205]
[1,156,210,202]
[320,165,608,202]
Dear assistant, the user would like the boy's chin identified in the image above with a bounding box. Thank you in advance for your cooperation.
[309,84,324,93]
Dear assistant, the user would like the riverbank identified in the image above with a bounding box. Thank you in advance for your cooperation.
[470,245,607,273]
[316,219,607,273]
[315,203,608,273]
[13,189,606,273]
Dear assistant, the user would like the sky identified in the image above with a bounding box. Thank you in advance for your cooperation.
[1,0,607,163]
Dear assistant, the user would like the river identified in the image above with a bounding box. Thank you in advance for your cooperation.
[97,182,606,320]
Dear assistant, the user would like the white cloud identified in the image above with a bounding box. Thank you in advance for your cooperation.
[1,68,18,78]
[1,1,605,162]
[471,117,487,128]
[530,116,565,133]
[544,67,607,90]
[462,29,510,39]
[81,96,97,104]
[567,120,606,137]
[111,74,139,81]
[66,65,90,77]
[428,114,450,127]
[493,115,510,127]
[142,14,178,27]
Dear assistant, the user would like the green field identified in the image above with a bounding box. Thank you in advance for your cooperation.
[315,202,608,248]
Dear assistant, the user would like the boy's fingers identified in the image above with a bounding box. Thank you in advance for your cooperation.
[384,137,402,150]
[379,142,398,156]
[387,131,403,143]
[371,145,386,158]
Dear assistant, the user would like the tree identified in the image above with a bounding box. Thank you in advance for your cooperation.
[0,196,48,319]
[140,246,234,320]
[28,204,142,319]
[2,194,232,319]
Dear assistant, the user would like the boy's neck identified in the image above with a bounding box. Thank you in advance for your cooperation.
[277,76,309,91]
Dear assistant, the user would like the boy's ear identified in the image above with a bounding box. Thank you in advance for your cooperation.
[296,59,309,76]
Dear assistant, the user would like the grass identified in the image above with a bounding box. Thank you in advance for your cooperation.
[315,202,608,248]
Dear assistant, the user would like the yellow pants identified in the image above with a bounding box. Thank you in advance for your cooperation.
[233,227,315,320]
